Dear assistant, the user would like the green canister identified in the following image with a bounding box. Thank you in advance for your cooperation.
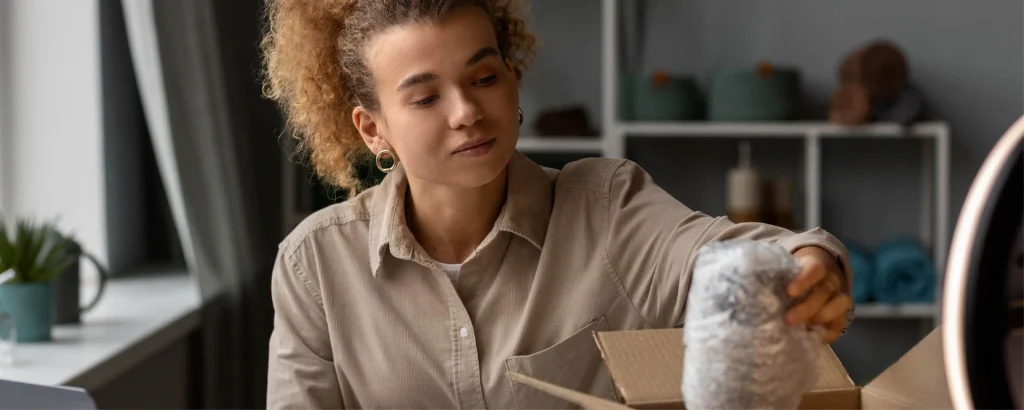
[708,64,801,121]
[621,72,702,121]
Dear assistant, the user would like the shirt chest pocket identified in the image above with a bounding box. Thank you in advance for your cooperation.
[504,316,618,409]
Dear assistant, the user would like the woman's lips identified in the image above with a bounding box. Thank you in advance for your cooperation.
[452,138,496,157]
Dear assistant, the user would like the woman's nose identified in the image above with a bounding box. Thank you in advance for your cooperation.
[448,92,483,129]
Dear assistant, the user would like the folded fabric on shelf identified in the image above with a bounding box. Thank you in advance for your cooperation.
[871,239,936,304]
[847,244,875,303]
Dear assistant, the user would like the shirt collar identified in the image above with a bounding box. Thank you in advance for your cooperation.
[369,151,553,277]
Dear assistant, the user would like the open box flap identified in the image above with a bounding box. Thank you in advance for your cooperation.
[592,328,856,407]
[511,328,888,410]
[861,326,952,409]
[810,338,858,391]
[508,372,631,410]
[594,329,684,407]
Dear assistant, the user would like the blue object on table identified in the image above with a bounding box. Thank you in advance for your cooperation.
[871,239,936,304]
[847,245,875,303]
[0,282,53,342]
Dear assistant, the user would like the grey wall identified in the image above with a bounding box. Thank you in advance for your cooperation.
[0,0,9,211]
[5,0,109,279]
[635,0,1023,247]
[522,0,1023,384]
[520,0,604,134]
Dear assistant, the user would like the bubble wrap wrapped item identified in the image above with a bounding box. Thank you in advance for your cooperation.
[682,240,822,410]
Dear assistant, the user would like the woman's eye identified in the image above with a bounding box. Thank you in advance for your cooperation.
[474,75,497,86]
[413,95,438,106]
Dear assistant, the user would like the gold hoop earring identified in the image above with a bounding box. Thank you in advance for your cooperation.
[375,149,397,173]
[517,107,523,125]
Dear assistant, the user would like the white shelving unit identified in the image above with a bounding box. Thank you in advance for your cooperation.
[517,136,602,154]
[852,303,937,319]
[514,0,952,325]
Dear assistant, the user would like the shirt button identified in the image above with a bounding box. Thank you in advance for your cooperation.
[459,327,468,338]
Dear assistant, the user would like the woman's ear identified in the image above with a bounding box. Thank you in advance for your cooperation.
[352,106,387,153]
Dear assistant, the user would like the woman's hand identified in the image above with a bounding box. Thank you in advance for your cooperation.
[785,246,851,343]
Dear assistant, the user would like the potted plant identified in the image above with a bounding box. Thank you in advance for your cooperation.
[0,219,76,342]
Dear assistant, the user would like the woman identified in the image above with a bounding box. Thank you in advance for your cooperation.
[261,1,854,408]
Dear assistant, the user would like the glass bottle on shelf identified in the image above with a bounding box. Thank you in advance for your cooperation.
[0,269,15,366]
[0,309,13,366]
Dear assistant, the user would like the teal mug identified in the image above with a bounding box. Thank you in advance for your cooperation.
[0,239,109,343]
[0,282,53,342]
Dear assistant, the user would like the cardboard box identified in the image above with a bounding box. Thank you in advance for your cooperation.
[509,327,951,409]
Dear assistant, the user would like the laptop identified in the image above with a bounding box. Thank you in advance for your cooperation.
[0,379,97,409]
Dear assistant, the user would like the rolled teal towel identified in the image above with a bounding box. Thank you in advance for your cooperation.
[872,239,936,304]
[847,245,874,303]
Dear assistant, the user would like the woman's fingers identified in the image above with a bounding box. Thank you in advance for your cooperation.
[821,308,850,343]
[788,256,826,297]
[786,284,831,325]
[784,253,850,342]
[822,326,843,344]
[811,293,852,326]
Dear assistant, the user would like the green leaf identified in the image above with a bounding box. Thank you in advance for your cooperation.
[26,223,49,281]
[0,220,14,275]
[12,221,29,280]
[38,235,74,281]
[0,217,75,283]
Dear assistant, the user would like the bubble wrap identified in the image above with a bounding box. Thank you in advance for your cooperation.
[682,240,822,410]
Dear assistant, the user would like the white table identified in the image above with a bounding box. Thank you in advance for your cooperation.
[0,273,202,391]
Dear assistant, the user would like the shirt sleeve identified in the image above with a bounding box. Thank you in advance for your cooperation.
[266,243,345,409]
[604,160,853,328]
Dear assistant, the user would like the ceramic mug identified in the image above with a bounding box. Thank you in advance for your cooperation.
[51,240,109,325]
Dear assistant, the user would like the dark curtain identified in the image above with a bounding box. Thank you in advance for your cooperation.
[121,0,284,407]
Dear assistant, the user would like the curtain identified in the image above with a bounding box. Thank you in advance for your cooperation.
[121,0,282,407]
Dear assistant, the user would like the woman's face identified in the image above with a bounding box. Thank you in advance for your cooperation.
[355,6,520,189]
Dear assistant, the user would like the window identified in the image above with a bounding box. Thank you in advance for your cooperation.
[100,0,185,276]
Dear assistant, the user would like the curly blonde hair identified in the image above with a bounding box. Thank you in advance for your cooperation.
[260,0,536,195]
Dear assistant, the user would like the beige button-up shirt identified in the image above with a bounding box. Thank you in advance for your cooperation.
[267,152,852,409]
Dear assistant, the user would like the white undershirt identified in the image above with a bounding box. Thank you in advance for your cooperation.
[437,262,462,284]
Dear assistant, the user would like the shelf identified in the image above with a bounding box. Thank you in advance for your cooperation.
[854,303,937,318]
[517,136,603,153]
[0,273,200,389]
[618,121,949,139]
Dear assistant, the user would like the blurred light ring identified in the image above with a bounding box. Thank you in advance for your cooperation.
[943,114,1024,410]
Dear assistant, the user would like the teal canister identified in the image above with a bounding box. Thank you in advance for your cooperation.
[618,75,635,121]
[623,73,702,121]
[708,65,801,121]
[0,282,53,342]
